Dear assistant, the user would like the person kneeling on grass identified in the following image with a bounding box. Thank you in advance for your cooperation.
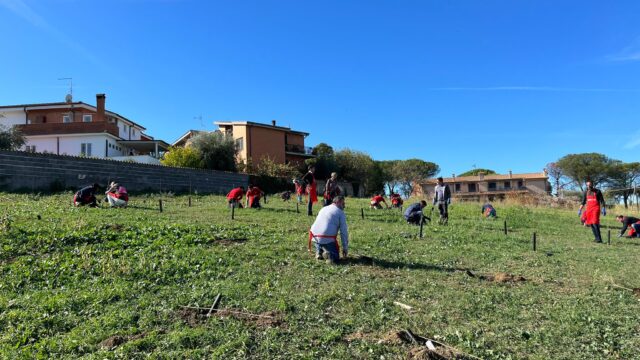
[390,193,403,208]
[404,200,428,225]
[245,184,264,209]
[73,183,99,207]
[226,186,245,208]
[616,215,640,238]
[105,182,129,208]
[370,193,389,209]
[309,195,349,264]
[481,202,497,218]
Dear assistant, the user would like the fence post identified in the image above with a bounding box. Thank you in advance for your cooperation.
[419,216,425,238]
[296,202,299,213]
[361,208,365,220]
[504,220,507,235]
[608,230,611,245]
[159,199,163,213]
[532,232,537,251]
[188,197,192,207]
[231,204,235,220]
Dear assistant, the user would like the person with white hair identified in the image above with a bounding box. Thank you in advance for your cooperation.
[105,181,129,208]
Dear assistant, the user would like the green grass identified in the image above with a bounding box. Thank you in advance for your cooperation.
[1,193,639,359]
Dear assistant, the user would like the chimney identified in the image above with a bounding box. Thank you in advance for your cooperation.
[478,172,484,180]
[271,120,276,127]
[96,94,106,122]
[509,170,513,179]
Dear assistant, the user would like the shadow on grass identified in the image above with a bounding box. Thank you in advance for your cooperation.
[341,255,467,273]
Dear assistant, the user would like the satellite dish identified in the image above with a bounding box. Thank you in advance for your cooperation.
[65,94,73,103]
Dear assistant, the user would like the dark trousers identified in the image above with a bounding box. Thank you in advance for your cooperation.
[437,202,448,221]
[591,224,602,242]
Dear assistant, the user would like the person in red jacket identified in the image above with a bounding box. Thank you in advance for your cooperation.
[226,186,245,208]
[245,184,264,209]
[370,193,389,209]
[390,193,403,208]
[302,166,317,216]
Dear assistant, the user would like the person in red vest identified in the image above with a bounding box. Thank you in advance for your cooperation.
[615,215,640,238]
[105,181,129,208]
[226,186,245,208]
[578,180,606,243]
[390,193,403,208]
[302,165,317,216]
[73,183,99,207]
[245,184,264,209]
[293,179,305,204]
[370,193,389,209]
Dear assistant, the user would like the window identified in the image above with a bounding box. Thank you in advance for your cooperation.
[488,182,497,191]
[235,137,244,151]
[455,183,461,192]
[83,114,92,122]
[468,183,477,192]
[25,145,36,153]
[63,115,71,123]
[517,180,524,189]
[504,181,511,189]
[80,143,92,156]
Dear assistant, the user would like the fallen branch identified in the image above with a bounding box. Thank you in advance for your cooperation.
[400,329,483,360]
[180,305,276,319]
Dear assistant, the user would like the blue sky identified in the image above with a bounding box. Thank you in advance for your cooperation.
[1,0,639,176]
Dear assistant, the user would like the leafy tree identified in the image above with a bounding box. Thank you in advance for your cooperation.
[0,125,26,150]
[556,153,614,191]
[308,142,337,179]
[377,160,400,194]
[334,149,376,194]
[392,159,440,197]
[161,146,202,168]
[458,168,497,177]
[607,161,640,208]
[189,132,237,172]
[248,156,299,178]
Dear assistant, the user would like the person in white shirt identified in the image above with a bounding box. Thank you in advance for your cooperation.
[308,196,349,263]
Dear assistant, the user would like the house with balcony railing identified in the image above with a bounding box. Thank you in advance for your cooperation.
[213,120,315,167]
[414,170,551,201]
[0,94,169,164]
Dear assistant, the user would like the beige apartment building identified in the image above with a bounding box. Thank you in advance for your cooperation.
[415,171,551,201]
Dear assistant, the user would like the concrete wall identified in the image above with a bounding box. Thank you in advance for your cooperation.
[0,150,249,194]
[0,110,26,126]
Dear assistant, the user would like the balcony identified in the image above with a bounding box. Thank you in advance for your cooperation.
[285,144,314,156]
[15,121,119,137]
[487,186,527,192]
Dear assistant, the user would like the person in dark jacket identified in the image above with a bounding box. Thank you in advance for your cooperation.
[578,181,606,243]
[433,177,451,224]
[404,200,428,225]
[616,215,640,238]
[74,183,99,207]
[301,166,317,216]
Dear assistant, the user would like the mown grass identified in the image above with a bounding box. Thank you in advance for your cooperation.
[0,192,639,359]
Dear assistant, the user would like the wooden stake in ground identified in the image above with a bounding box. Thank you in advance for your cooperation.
[532,232,537,251]
[159,199,163,212]
[296,202,299,213]
[504,220,507,235]
[361,208,365,220]
[231,204,235,220]
[608,230,611,245]
[419,216,425,238]
[188,197,192,207]
[206,294,222,317]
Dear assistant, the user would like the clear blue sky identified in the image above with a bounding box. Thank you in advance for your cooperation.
[2,0,639,176]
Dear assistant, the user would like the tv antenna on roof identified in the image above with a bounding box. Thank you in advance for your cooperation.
[58,77,73,103]
[194,115,204,129]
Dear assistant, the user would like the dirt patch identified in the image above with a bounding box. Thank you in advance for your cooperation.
[99,333,147,350]
[178,308,207,327]
[216,238,247,246]
[177,307,284,328]
[409,346,468,360]
[466,270,526,283]
[344,331,377,343]
[377,330,406,345]
[633,288,640,298]
[102,223,125,231]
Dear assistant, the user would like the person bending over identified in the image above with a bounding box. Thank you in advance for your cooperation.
[309,196,349,264]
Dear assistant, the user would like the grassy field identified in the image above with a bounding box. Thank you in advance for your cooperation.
[0,192,639,359]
